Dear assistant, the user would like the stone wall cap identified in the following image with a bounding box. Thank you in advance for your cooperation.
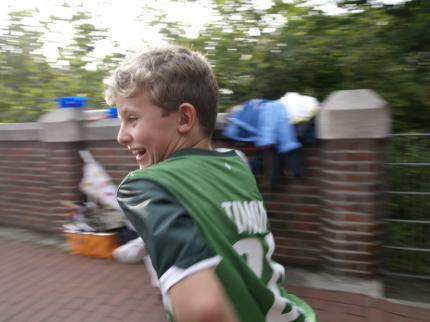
[38,108,84,142]
[83,118,120,128]
[0,123,40,130]
[317,89,391,139]
[39,108,83,123]
[83,118,120,141]
[0,122,41,141]
[322,89,388,111]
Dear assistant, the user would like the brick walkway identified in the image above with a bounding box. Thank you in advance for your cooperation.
[1,233,429,322]
[0,238,166,322]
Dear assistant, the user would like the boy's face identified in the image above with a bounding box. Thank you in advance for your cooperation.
[116,92,180,168]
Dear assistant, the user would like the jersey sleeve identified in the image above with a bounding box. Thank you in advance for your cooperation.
[117,177,220,293]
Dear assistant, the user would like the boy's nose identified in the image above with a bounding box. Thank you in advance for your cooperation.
[117,125,131,146]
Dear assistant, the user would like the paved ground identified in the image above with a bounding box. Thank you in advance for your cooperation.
[1,227,429,322]
[0,234,166,322]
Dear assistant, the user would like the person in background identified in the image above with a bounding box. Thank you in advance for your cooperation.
[105,45,316,322]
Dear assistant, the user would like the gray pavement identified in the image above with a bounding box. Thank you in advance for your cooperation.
[0,226,166,322]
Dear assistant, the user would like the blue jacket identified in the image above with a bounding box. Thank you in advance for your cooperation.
[223,99,301,153]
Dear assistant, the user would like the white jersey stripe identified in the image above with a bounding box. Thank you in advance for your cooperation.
[159,255,222,295]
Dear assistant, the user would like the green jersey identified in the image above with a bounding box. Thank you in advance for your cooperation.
[118,148,315,322]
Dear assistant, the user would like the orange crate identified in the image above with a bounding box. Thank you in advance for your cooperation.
[65,231,119,259]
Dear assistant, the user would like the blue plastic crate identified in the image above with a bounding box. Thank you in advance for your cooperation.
[106,107,118,118]
[57,96,88,108]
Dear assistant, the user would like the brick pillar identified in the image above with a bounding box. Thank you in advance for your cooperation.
[39,108,86,234]
[316,89,391,276]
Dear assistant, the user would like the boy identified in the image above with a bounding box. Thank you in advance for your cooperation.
[105,45,316,322]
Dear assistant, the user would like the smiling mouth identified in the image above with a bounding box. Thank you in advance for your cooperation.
[130,148,146,162]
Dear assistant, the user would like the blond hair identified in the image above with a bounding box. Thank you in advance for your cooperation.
[105,45,219,137]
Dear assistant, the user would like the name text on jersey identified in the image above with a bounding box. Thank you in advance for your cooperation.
[221,200,268,234]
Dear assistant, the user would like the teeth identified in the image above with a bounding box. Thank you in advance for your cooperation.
[130,149,145,156]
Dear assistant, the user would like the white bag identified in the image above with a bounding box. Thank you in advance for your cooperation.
[79,150,121,210]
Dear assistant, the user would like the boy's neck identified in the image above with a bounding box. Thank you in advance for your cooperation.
[189,137,212,150]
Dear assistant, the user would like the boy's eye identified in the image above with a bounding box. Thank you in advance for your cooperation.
[127,115,138,122]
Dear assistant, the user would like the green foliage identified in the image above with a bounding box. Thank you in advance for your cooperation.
[53,12,124,109]
[0,0,428,132]
[160,0,429,132]
[0,9,124,122]
[384,134,430,276]
[0,10,56,121]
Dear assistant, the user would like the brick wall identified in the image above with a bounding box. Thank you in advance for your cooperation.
[0,141,52,231]
[0,140,86,233]
[0,131,324,266]
[84,137,325,268]
[263,145,322,267]
[319,139,386,276]
[0,89,391,277]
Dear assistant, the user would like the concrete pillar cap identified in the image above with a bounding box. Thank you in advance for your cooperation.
[39,108,84,142]
[316,89,391,139]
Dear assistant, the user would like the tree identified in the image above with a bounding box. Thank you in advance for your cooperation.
[0,9,124,122]
[158,0,429,131]
[53,11,120,108]
[1,0,428,131]
[0,10,57,122]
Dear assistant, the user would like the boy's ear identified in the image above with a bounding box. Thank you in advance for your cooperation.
[177,103,197,134]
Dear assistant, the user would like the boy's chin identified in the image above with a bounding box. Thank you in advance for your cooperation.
[138,162,152,169]
[138,157,163,169]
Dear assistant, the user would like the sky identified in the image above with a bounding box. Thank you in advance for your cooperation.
[0,0,410,65]
[0,0,215,63]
